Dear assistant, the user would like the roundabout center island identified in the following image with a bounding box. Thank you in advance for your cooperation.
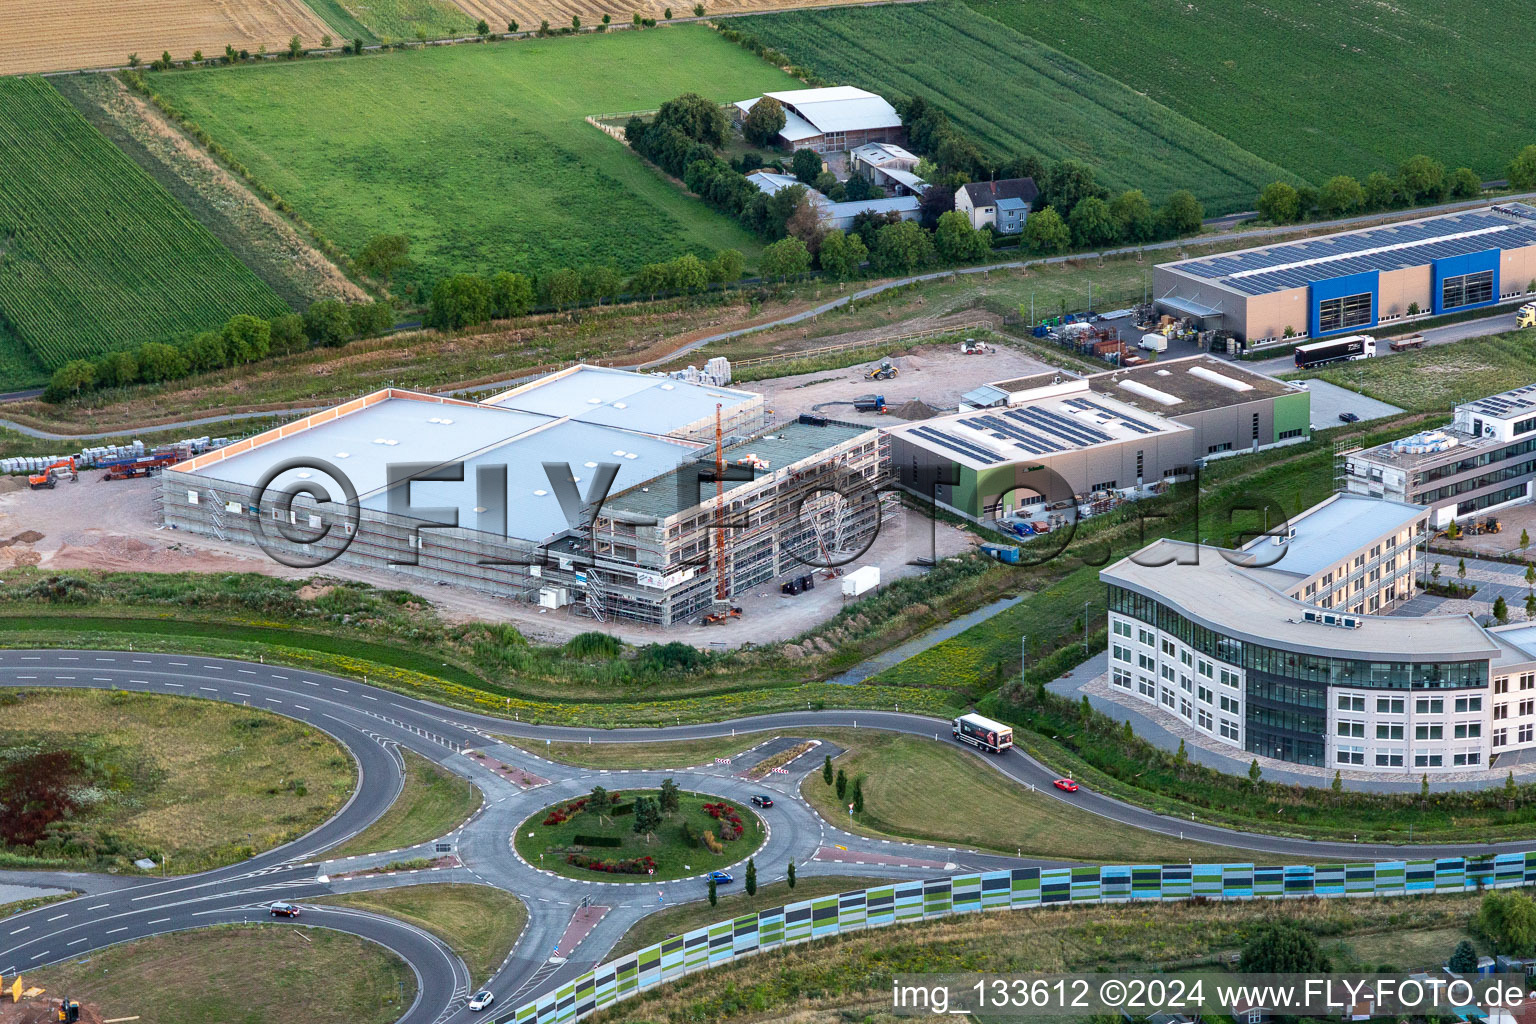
[514,786,766,883]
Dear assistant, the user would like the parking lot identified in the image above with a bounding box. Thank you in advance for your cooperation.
[1295,378,1403,429]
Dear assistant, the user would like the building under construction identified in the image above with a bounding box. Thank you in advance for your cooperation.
[160,365,886,627]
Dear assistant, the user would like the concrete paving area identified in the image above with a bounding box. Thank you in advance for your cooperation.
[0,470,973,648]
[1293,378,1404,428]
[1425,501,1536,558]
[751,342,1055,424]
[1395,548,1536,625]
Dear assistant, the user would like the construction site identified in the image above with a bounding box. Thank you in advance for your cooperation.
[155,364,895,629]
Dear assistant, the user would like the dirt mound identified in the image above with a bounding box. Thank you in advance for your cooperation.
[890,399,940,420]
[888,354,924,370]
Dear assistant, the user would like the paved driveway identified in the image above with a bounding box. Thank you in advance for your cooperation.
[1296,378,1403,429]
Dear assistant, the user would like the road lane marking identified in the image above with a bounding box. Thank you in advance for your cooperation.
[87,904,108,911]
[234,692,251,697]
[45,914,67,922]
[200,687,218,692]
[105,927,128,935]
[295,705,310,711]
[148,917,170,925]
[9,926,28,935]
[67,938,87,946]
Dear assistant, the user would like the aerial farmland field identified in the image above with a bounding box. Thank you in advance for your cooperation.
[148,29,798,294]
[0,0,333,76]
[965,0,1536,185]
[729,1,1298,214]
[0,78,287,389]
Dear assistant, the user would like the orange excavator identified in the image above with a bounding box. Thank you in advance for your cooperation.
[28,457,77,490]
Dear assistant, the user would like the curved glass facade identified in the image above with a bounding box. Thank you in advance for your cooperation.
[1107,584,1488,767]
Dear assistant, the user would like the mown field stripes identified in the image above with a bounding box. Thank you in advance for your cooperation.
[730,1,1299,214]
[0,77,285,383]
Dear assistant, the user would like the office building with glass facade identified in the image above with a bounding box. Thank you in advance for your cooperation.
[1102,494,1536,773]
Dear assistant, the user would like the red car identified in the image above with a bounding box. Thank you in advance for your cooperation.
[1052,778,1079,793]
[268,901,301,917]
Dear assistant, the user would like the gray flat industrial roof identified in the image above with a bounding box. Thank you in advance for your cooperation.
[1239,494,1423,579]
[604,418,872,521]
[1104,539,1498,660]
[1086,356,1297,415]
[1164,205,1536,297]
[187,393,700,544]
[485,364,757,434]
[887,383,1184,471]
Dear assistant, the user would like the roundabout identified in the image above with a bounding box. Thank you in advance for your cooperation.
[4,648,1536,1024]
[512,789,766,884]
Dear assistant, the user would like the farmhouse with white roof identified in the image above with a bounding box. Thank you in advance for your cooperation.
[733,86,904,154]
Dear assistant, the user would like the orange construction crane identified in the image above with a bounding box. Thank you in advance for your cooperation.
[28,457,76,490]
[713,403,729,604]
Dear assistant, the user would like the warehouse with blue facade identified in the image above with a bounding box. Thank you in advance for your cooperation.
[1152,203,1536,345]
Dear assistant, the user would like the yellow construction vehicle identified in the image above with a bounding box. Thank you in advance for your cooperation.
[864,360,898,381]
[1518,302,1536,330]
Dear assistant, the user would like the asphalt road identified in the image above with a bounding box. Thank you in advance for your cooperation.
[1247,306,1531,377]
[3,649,1533,1023]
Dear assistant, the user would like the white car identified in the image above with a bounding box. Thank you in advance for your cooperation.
[469,990,495,1012]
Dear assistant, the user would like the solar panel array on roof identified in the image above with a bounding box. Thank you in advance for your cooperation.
[1173,210,1536,296]
[1062,397,1162,435]
[1006,405,1113,447]
[1465,382,1536,418]
[961,415,1062,456]
[909,425,1002,465]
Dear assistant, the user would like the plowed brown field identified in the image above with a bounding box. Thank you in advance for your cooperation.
[0,0,334,75]
[452,0,875,35]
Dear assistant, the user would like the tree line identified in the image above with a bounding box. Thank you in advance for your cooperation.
[44,300,394,403]
[1254,144,1536,225]
[423,249,745,332]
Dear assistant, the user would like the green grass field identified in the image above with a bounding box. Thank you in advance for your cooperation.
[967,0,1536,186]
[331,749,480,857]
[148,30,795,292]
[325,884,527,984]
[0,78,285,388]
[1296,330,1536,411]
[0,689,352,873]
[730,1,1296,214]
[33,925,414,1024]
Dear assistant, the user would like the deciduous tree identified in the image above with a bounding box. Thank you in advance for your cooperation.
[1239,922,1330,973]
[541,267,582,310]
[1509,145,1536,191]
[709,248,744,283]
[1319,175,1364,216]
[792,148,822,185]
[1068,195,1118,247]
[935,209,989,263]
[1109,189,1154,242]
[489,271,535,317]
[426,274,491,330]
[1257,181,1300,223]
[356,234,411,286]
[872,219,935,273]
[760,236,811,280]
[817,229,866,281]
[742,96,785,148]
[1157,190,1204,237]
[222,313,271,363]
[1023,206,1070,255]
